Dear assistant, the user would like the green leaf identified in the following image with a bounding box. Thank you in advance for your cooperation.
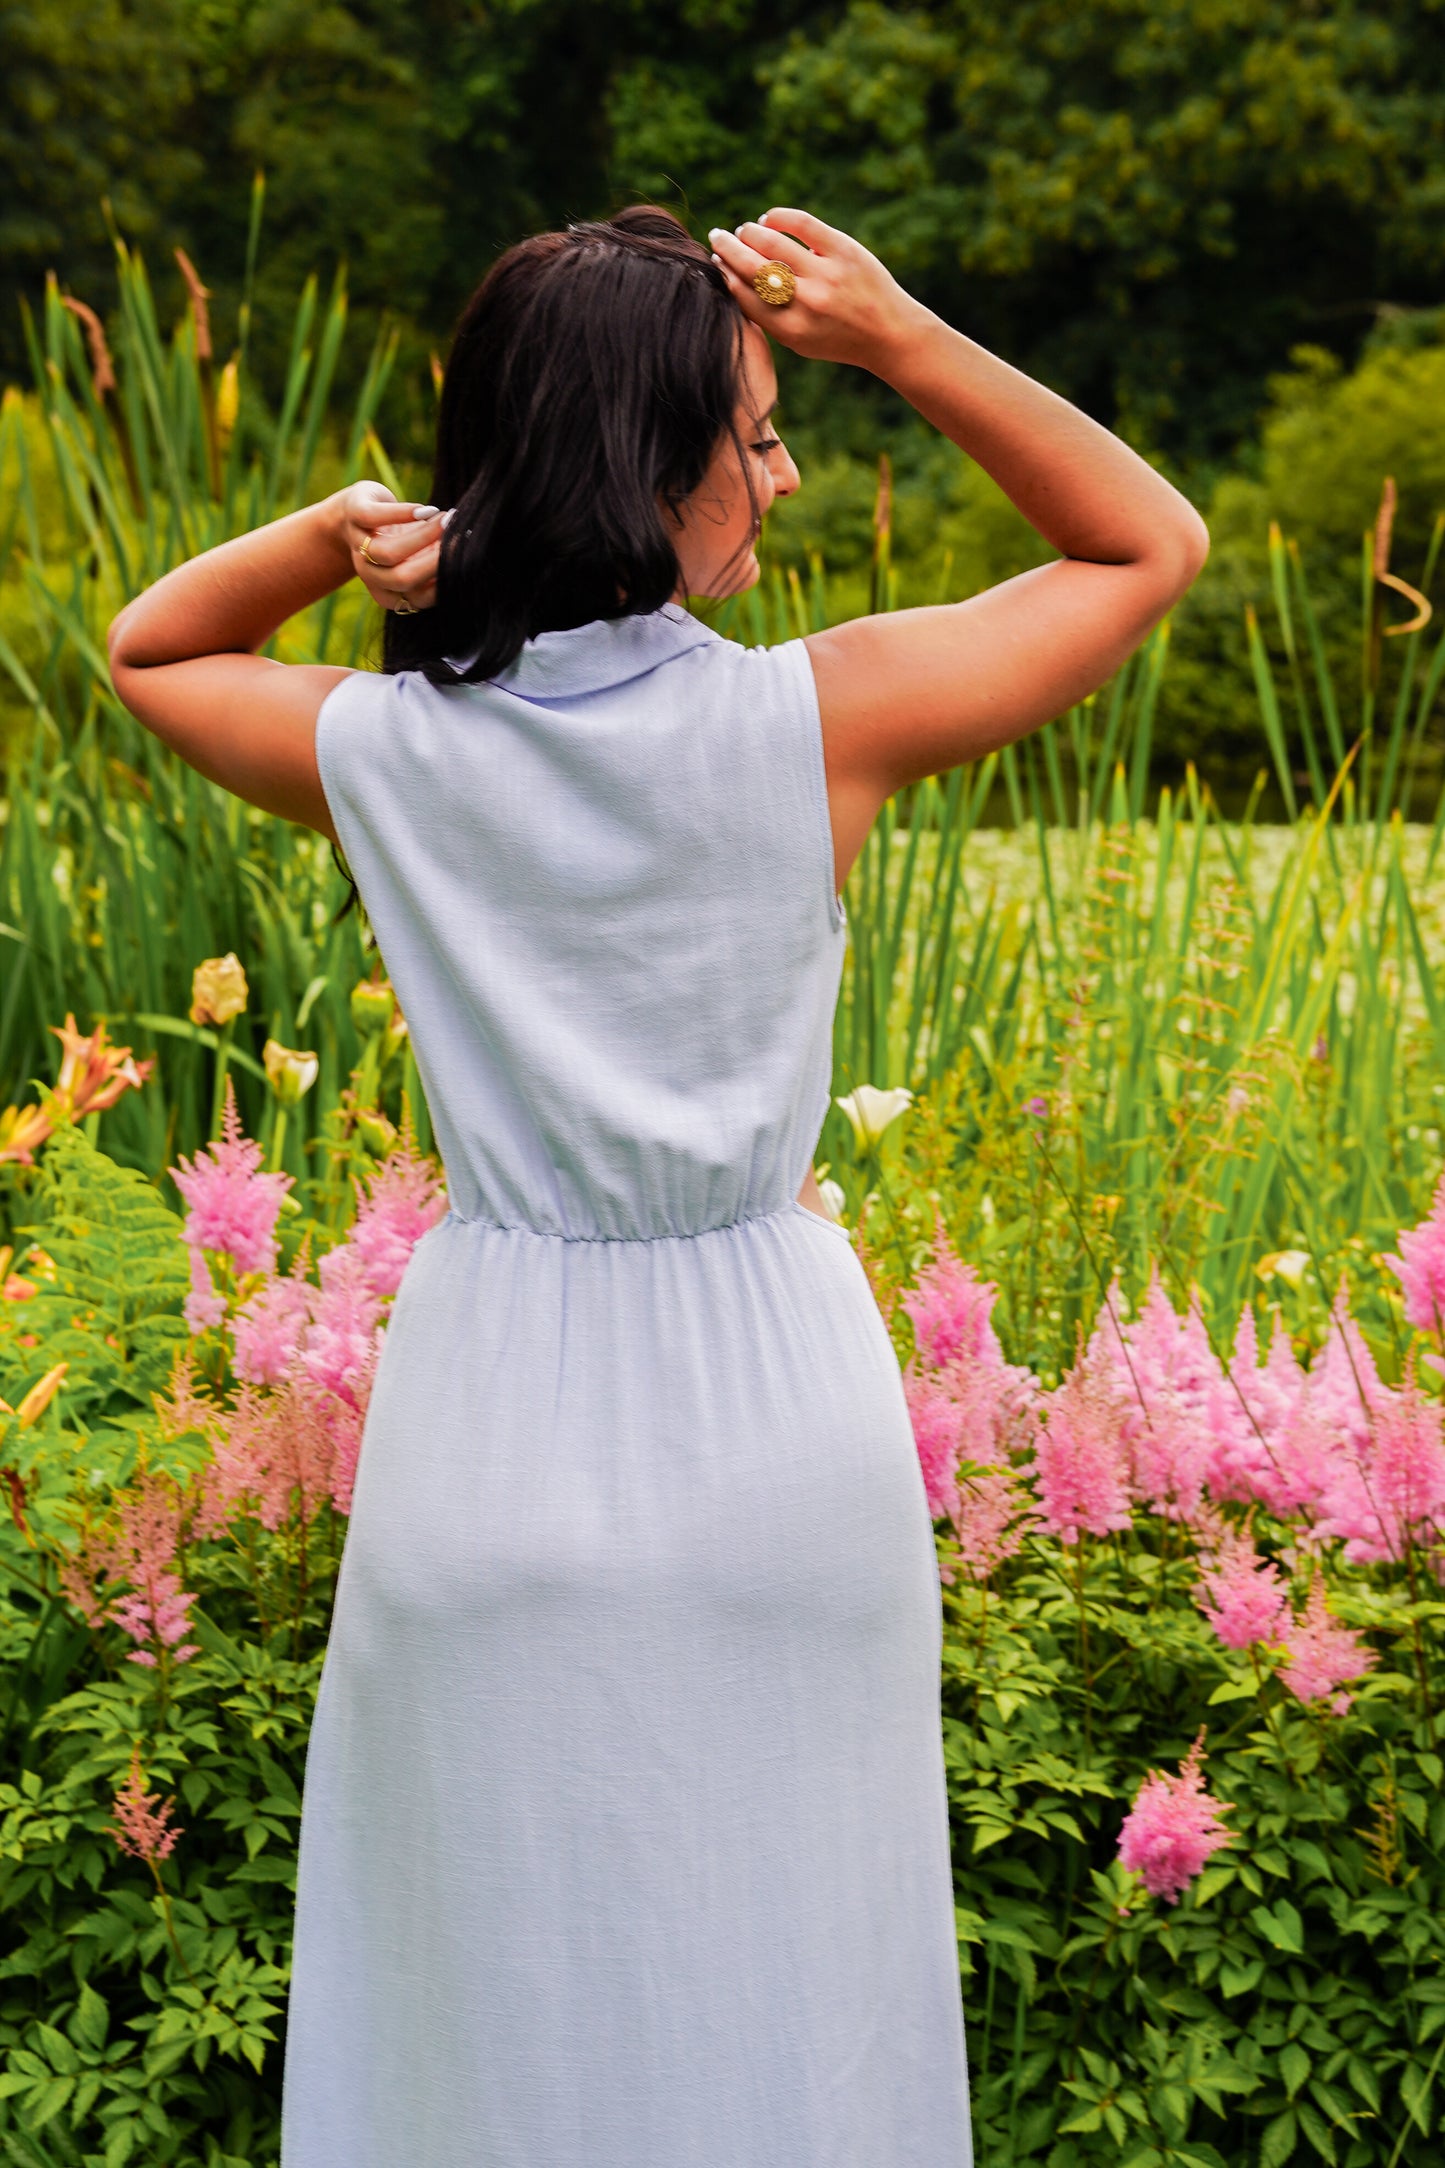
[1261,2106,1298,2168]
[1219,1957,1266,1998]
[26,2072,76,2129]
[970,1820,1013,1855]
[1280,2041,1311,2099]
[1296,2098,1337,2163]
[33,2024,77,2076]
[1251,1899,1305,1953]
[69,1983,108,2051]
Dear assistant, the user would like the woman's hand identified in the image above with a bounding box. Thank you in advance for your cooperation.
[707,209,925,373]
[335,482,446,615]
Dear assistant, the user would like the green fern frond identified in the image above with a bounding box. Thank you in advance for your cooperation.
[6,1128,189,1420]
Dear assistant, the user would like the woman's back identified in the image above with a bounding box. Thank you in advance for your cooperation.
[318,606,844,1238]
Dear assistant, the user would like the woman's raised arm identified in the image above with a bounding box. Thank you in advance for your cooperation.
[708,210,1209,882]
[106,485,444,839]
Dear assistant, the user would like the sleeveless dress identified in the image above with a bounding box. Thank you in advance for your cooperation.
[281,604,973,2167]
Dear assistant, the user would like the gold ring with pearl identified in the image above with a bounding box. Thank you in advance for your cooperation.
[753,261,796,308]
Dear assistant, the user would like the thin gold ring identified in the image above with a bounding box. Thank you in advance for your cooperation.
[752,260,796,308]
[359,535,381,567]
[392,595,417,616]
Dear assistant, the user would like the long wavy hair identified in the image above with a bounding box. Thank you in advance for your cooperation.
[382,205,755,686]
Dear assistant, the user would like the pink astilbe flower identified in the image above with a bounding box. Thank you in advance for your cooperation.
[1087,1278,1216,1522]
[1212,1304,1368,1522]
[1383,1171,1445,1337]
[232,1264,312,1386]
[203,1366,374,1532]
[952,1463,1038,1583]
[55,1550,106,1627]
[1316,1363,1445,1565]
[170,1078,292,1276]
[183,1247,226,1334]
[315,1371,370,1517]
[1117,1731,1232,1903]
[903,1242,1004,1372]
[103,1474,200,1668]
[301,1243,383,1405]
[904,1368,965,1525]
[153,1351,223,1443]
[902,1237,1040,1567]
[1279,1568,1377,1713]
[59,1471,201,1666]
[1208,1307,1308,1511]
[348,1146,447,1299]
[1309,1291,1386,1462]
[1194,1521,1291,1650]
[1033,1352,1133,1544]
[110,1746,182,1863]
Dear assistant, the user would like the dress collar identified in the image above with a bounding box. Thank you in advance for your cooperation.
[486,605,725,700]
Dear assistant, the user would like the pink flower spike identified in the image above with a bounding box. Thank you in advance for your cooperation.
[170,1077,292,1276]
[110,1747,182,1864]
[1384,1170,1445,1338]
[232,1267,312,1386]
[1315,1362,1445,1565]
[1033,1354,1133,1544]
[1117,1731,1232,1903]
[1194,1523,1291,1651]
[904,1368,964,1526]
[952,1463,1037,1583]
[903,1240,1002,1373]
[1279,1568,1376,1713]
[348,1145,447,1300]
[302,1243,383,1406]
[183,1247,226,1334]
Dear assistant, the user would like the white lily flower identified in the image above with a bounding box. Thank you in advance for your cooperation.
[264,1039,319,1106]
[818,1178,846,1223]
[835,1085,913,1152]
[1256,1248,1311,1290]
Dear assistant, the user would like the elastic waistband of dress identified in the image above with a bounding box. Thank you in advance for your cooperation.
[433,1201,850,1248]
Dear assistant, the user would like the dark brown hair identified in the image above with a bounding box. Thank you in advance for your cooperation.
[383,206,752,685]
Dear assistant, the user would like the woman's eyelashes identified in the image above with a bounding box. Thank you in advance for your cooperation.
[752,437,781,455]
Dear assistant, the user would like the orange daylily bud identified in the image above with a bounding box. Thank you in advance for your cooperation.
[15,1362,67,1428]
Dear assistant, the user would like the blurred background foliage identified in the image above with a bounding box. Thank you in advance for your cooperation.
[8,0,1445,458]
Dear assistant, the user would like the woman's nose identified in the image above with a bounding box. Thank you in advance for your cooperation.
[772,443,801,499]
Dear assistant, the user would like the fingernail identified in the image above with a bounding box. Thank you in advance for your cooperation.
[439,507,456,528]
[707,228,726,245]
[734,224,745,237]
[412,504,440,520]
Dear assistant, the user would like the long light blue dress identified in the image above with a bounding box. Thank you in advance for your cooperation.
[281,604,973,2166]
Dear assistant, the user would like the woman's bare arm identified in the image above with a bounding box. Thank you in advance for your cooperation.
[709,211,1209,883]
[106,485,444,841]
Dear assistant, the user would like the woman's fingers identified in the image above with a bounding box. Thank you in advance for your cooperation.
[351,513,444,574]
[708,227,768,279]
[733,220,813,270]
[758,207,842,254]
[352,493,437,534]
[358,534,441,613]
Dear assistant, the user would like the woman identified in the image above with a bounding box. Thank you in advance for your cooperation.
[109,205,1207,2167]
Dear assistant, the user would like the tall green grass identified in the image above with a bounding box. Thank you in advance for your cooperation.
[723,466,1445,1336]
[0,208,417,1195]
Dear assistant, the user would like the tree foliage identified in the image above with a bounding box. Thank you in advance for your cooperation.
[5,0,1445,460]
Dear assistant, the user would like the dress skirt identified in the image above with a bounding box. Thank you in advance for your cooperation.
[280,1204,973,2167]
